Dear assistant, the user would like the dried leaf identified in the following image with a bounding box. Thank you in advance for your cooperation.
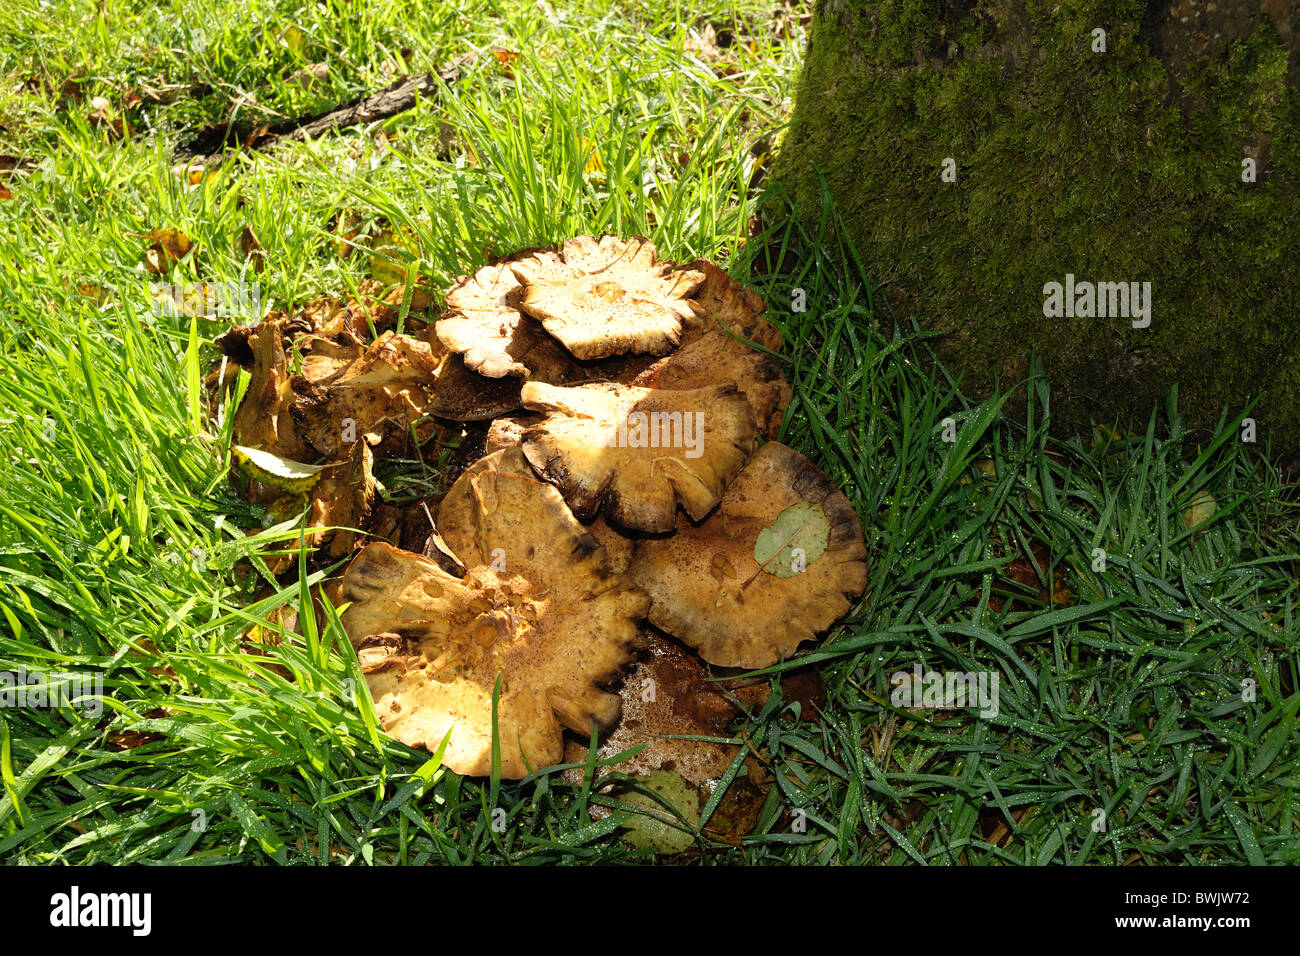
[143,228,193,273]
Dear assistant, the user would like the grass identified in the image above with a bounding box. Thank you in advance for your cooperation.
[0,0,1296,864]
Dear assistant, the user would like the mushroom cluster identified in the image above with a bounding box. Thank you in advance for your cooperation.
[218,236,866,780]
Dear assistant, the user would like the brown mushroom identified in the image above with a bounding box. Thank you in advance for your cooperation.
[230,316,313,462]
[290,331,442,457]
[518,380,758,533]
[510,236,705,360]
[682,258,777,349]
[424,354,523,422]
[297,331,366,387]
[631,325,790,439]
[633,259,789,436]
[472,422,639,572]
[435,446,603,585]
[628,441,868,668]
[339,532,646,777]
[562,629,739,786]
[304,440,376,559]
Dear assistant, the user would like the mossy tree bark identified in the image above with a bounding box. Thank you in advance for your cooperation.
[773,0,1299,451]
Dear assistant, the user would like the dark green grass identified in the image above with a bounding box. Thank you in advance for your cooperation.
[0,0,1296,864]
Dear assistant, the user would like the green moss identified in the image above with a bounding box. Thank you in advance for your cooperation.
[773,0,1300,450]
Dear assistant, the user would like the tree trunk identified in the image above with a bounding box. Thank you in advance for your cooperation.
[773,0,1300,450]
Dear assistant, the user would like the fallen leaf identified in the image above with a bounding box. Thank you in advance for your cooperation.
[142,228,193,274]
[702,776,766,846]
[232,444,327,494]
[1182,489,1216,530]
[753,501,830,577]
[617,769,700,854]
[238,224,266,272]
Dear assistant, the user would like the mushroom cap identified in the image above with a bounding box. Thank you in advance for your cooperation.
[425,353,523,422]
[483,413,542,455]
[510,236,705,360]
[435,260,577,380]
[291,331,441,457]
[340,540,646,778]
[436,446,618,589]
[563,629,739,787]
[471,425,639,573]
[631,324,790,439]
[518,380,758,533]
[683,258,779,350]
[628,442,868,668]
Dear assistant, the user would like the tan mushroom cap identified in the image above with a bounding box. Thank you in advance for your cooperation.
[435,261,577,380]
[519,380,758,533]
[629,442,868,668]
[483,413,542,455]
[340,539,646,778]
[683,258,778,350]
[510,236,705,360]
[436,446,618,589]
[473,426,638,573]
[291,331,441,457]
[631,325,790,439]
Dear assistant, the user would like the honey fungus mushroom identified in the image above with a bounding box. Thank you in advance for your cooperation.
[290,331,443,457]
[629,441,868,668]
[434,258,577,381]
[510,236,705,360]
[228,316,313,462]
[634,258,790,438]
[340,475,648,776]
[518,380,758,533]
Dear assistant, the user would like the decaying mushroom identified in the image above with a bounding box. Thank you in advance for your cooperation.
[631,325,790,440]
[683,258,772,339]
[510,236,705,360]
[297,331,367,387]
[304,440,376,559]
[518,380,757,532]
[563,630,739,786]
[339,537,646,778]
[629,442,868,668]
[230,317,313,462]
[291,331,443,457]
